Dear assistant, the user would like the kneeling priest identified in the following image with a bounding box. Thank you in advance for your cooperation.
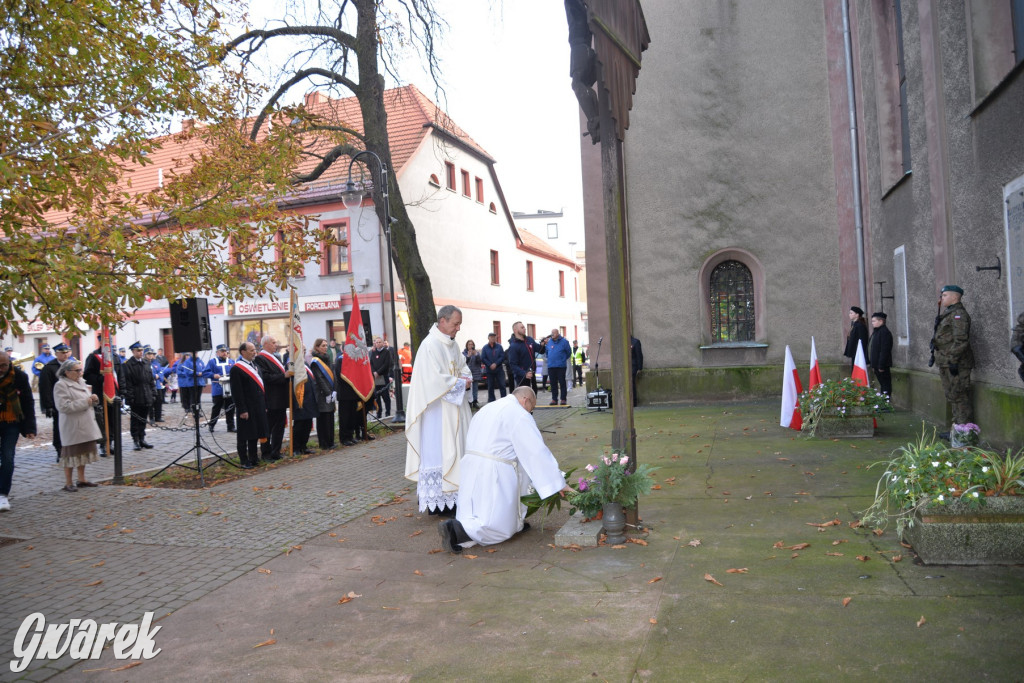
[438,387,570,553]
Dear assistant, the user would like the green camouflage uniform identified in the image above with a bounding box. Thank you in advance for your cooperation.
[931,302,974,424]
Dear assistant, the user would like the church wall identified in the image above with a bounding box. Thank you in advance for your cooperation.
[623,1,842,371]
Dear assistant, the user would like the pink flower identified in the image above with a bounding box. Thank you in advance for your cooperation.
[620,456,629,466]
[578,478,589,491]
[585,464,595,472]
[603,456,612,466]
[611,453,619,462]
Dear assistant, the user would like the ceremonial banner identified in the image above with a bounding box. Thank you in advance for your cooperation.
[341,289,374,401]
[808,336,822,390]
[101,327,117,403]
[289,289,307,406]
[780,345,803,430]
[852,343,869,387]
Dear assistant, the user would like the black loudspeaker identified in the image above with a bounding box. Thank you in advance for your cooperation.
[169,298,212,351]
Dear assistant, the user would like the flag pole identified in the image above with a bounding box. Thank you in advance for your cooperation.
[102,328,111,454]
[288,288,295,458]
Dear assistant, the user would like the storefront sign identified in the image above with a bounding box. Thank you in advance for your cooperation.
[303,299,342,312]
[234,299,290,316]
[23,321,55,334]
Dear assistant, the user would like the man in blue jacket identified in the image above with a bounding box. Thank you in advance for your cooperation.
[479,333,506,403]
[545,328,572,406]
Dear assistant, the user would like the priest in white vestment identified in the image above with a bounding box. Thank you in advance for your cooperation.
[438,387,570,553]
[404,305,472,514]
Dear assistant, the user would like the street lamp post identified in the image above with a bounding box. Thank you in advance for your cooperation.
[341,150,405,423]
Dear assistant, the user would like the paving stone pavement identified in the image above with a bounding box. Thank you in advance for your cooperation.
[0,387,582,681]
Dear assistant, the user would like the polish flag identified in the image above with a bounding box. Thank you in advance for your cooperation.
[809,337,822,390]
[340,289,374,401]
[852,342,870,387]
[101,327,118,403]
[780,345,803,430]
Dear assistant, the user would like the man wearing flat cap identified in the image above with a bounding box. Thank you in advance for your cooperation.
[122,342,155,450]
[930,285,974,430]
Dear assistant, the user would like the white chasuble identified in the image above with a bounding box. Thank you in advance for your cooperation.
[404,324,472,511]
[455,395,566,547]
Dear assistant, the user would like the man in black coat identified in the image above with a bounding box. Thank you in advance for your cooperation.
[254,335,290,462]
[230,342,269,469]
[630,336,644,406]
[869,312,894,398]
[83,336,124,456]
[333,353,362,447]
[369,336,392,418]
[122,342,155,450]
[38,343,72,460]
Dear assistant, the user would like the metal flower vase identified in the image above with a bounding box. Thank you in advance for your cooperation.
[602,502,627,544]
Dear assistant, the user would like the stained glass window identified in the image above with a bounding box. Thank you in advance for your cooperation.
[710,260,755,342]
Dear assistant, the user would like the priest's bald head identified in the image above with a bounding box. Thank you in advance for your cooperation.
[512,386,537,413]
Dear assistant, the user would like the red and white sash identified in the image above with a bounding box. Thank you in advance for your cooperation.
[235,360,264,392]
[258,350,286,373]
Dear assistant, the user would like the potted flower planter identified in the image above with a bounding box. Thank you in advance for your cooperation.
[902,496,1024,565]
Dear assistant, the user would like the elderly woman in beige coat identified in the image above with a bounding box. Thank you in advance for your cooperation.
[53,359,102,491]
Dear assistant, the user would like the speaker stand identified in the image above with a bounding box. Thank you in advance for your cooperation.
[150,350,237,486]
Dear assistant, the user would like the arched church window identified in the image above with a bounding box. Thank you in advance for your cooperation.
[710,260,755,342]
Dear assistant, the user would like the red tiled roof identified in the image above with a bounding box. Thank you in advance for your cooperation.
[41,85,489,226]
[516,228,580,270]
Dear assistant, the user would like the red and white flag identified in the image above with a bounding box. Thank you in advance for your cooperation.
[340,288,374,401]
[808,336,822,390]
[780,345,803,430]
[851,342,869,387]
[101,327,117,403]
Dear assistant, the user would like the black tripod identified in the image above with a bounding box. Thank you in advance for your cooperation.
[584,336,611,414]
[151,350,237,486]
[366,380,396,433]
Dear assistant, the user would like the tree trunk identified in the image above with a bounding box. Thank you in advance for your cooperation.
[355,0,436,351]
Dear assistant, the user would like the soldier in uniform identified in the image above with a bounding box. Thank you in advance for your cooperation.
[1011,312,1024,385]
[930,285,974,431]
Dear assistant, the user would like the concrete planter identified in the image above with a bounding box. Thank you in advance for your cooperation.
[811,416,874,438]
[902,496,1024,565]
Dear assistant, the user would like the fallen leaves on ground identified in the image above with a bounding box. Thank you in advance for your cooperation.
[856,555,871,562]
[726,568,748,574]
[628,538,648,546]
[892,554,903,562]
[917,615,926,628]
[111,662,142,672]
[648,576,663,584]
[463,554,479,559]
[649,618,657,624]
[842,597,852,607]
[413,570,423,576]
[826,552,844,557]
[687,539,702,547]
[337,591,361,605]
[409,530,423,537]
[849,520,863,529]
[806,519,841,528]
[787,543,811,550]
[253,639,276,648]
[84,580,103,587]
[832,539,848,545]
[651,485,662,490]
[704,573,724,586]
[257,568,272,574]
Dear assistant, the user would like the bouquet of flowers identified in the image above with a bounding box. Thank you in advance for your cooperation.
[799,378,891,435]
[950,422,981,448]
